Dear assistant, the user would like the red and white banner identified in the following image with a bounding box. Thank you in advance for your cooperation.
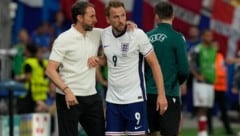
[211,0,240,57]
[19,0,239,57]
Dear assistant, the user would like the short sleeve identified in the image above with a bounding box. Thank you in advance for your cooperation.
[136,29,153,56]
[49,37,67,63]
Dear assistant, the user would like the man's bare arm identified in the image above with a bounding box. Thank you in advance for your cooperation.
[145,50,167,115]
[45,60,78,109]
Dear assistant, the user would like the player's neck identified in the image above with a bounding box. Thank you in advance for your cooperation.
[160,19,172,25]
[112,25,127,38]
[112,29,121,36]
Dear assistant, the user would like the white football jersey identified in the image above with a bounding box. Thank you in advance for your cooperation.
[101,26,153,104]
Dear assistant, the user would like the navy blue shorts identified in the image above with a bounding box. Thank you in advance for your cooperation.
[105,101,149,135]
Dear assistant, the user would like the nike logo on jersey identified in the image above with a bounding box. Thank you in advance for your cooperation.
[134,126,142,130]
[103,45,110,48]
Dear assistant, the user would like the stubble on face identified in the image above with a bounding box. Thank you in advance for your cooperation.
[82,7,97,31]
[82,23,93,31]
[114,22,125,33]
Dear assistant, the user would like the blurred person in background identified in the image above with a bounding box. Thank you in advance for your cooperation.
[1,29,31,115]
[185,25,201,117]
[31,22,53,58]
[51,11,68,39]
[177,25,201,136]
[96,65,108,108]
[207,51,234,136]
[227,51,240,95]
[232,67,240,136]
[226,51,240,136]
[186,25,201,53]
[16,43,50,114]
[11,28,31,78]
[96,46,108,107]
[190,29,217,136]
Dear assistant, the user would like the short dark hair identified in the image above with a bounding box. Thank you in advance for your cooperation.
[26,43,38,56]
[155,1,173,20]
[201,29,212,35]
[71,1,94,23]
[105,0,125,17]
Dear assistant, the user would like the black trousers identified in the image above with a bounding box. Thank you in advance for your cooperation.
[56,93,105,136]
[207,91,233,134]
[17,90,35,114]
[147,94,181,136]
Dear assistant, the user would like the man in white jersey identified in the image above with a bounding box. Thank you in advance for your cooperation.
[101,1,167,135]
[45,1,105,136]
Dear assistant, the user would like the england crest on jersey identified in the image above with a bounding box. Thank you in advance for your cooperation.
[121,43,129,57]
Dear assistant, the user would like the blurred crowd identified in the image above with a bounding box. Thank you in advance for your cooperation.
[0,10,68,135]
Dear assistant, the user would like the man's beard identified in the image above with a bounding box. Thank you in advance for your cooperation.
[83,23,93,31]
[113,24,126,34]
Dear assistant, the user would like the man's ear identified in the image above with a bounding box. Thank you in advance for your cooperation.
[106,16,110,24]
[77,15,83,22]
[155,14,160,23]
[171,13,175,21]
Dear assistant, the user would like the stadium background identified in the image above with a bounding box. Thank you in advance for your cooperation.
[0,0,239,135]
[10,0,240,113]
[11,0,240,57]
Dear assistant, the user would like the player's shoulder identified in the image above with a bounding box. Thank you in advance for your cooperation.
[101,26,112,35]
[129,28,147,38]
[173,29,184,38]
[55,27,73,42]
[93,27,103,32]
[174,30,186,42]
[132,28,145,34]
[88,28,102,39]
[146,27,158,36]
[102,26,111,32]
[92,27,103,34]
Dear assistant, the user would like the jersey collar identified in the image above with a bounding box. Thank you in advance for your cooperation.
[157,23,172,28]
[112,25,127,38]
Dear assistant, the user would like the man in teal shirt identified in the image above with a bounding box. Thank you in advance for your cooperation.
[145,1,189,136]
